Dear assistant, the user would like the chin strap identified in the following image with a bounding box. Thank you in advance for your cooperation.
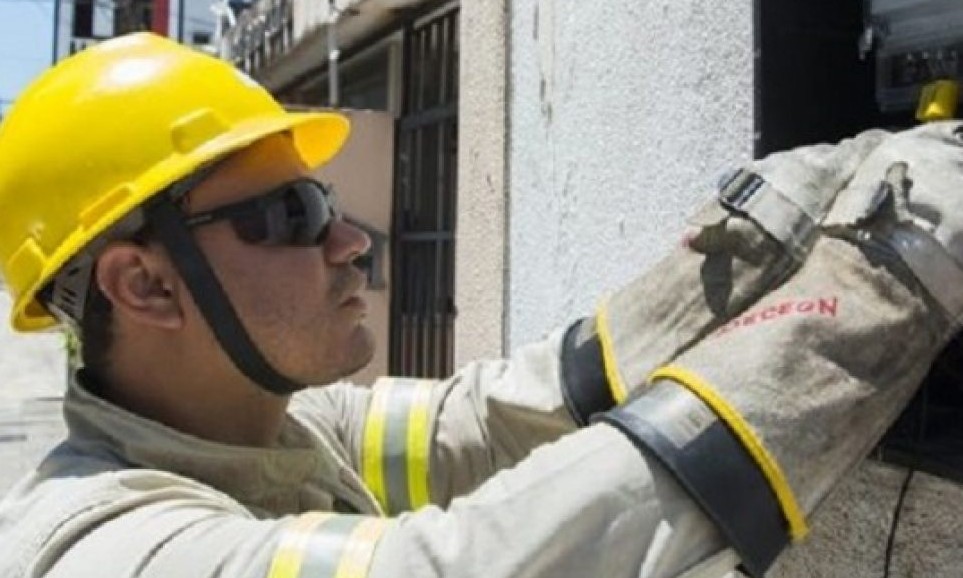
[146,196,306,396]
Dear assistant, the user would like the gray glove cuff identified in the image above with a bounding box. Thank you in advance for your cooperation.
[595,380,790,578]
[559,317,614,426]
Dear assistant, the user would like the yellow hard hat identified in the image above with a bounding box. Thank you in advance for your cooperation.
[0,32,349,332]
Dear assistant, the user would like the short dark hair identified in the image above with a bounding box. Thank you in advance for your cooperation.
[78,278,114,376]
[81,222,159,376]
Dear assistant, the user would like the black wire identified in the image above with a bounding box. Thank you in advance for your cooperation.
[882,468,915,578]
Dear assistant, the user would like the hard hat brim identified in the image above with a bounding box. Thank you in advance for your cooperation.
[12,110,350,332]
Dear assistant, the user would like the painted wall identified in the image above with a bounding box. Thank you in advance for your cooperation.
[314,109,395,386]
[507,0,755,349]
[454,1,508,366]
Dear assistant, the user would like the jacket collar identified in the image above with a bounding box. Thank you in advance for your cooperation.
[62,371,357,516]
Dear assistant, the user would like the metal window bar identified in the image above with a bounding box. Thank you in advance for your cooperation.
[389,5,459,378]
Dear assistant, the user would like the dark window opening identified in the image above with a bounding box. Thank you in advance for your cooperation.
[755,0,885,157]
[72,2,94,38]
[192,31,213,46]
[114,0,153,35]
[282,47,392,112]
[757,0,963,483]
[877,333,963,484]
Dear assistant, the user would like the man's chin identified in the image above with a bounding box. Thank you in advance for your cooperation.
[317,325,376,384]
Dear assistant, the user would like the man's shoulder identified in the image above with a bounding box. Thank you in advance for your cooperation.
[0,441,242,524]
[0,442,248,577]
[288,380,370,431]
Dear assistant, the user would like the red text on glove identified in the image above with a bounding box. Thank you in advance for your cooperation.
[715,296,839,336]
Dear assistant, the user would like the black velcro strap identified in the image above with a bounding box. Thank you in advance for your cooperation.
[559,318,615,426]
[147,199,304,395]
[718,169,766,213]
[596,380,788,577]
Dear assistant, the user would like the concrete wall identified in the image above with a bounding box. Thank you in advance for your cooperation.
[507,0,755,348]
[766,461,963,578]
[454,0,508,366]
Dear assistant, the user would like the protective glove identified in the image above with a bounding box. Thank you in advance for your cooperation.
[597,122,963,577]
[561,129,889,425]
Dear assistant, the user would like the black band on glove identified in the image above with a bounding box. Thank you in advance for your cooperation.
[559,318,615,426]
[596,380,789,578]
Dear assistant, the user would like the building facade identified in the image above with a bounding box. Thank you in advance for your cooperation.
[225,0,963,575]
[52,0,218,61]
[1,0,960,573]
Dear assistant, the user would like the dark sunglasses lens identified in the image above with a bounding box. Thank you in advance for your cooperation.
[228,181,335,246]
[230,211,271,244]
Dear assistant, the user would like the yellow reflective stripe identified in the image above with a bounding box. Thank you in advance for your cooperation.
[405,380,434,509]
[332,518,391,578]
[649,364,809,541]
[267,512,335,578]
[362,381,393,513]
[269,514,391,578]
[596,299,630,404]
[363,378,436,513]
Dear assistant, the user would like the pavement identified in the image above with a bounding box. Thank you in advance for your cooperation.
[0,287,67,495]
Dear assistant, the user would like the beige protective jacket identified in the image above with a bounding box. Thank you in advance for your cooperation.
[0,332,733,578]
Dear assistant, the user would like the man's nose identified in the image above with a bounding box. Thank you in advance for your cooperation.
[325,219,372,264]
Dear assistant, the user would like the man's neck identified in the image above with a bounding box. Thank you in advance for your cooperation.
[98,344,290,448]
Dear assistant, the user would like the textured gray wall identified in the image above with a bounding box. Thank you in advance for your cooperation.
[767,461,963,578]
[500,1,963,576]
[454,0,509,367]
[507,0,755,348]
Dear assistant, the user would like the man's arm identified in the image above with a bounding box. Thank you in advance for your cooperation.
[22,426,730,578]
[294,128,891,515]
[293,329,583,512]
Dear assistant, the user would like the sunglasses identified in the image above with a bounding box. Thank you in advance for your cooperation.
[183,178,339,246]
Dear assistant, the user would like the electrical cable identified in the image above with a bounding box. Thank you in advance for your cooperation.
[882,468,914,578]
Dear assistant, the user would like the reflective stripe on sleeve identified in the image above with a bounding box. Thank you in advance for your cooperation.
[362,378,436,514]
[268,513,391,578]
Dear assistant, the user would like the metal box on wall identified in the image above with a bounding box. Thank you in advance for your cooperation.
[868,0,963,112]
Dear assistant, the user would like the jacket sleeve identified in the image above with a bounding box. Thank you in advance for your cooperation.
[30,430,735,578]
[291,328,598,513]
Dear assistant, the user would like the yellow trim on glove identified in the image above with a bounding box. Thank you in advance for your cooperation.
[649,364,809,541]
[596,300,630,404]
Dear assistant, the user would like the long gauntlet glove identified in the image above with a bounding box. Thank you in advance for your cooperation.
[561,129,888,424]
[599,122,963,577]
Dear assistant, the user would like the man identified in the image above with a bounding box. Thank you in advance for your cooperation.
[0,32,959,578]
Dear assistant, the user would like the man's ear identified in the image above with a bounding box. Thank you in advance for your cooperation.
[94,242,184,330]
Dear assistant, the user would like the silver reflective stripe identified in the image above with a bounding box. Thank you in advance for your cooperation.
[267,513,391,578]
[362,378,435,514]
[885,224,963,328]
[720,169,819,262]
